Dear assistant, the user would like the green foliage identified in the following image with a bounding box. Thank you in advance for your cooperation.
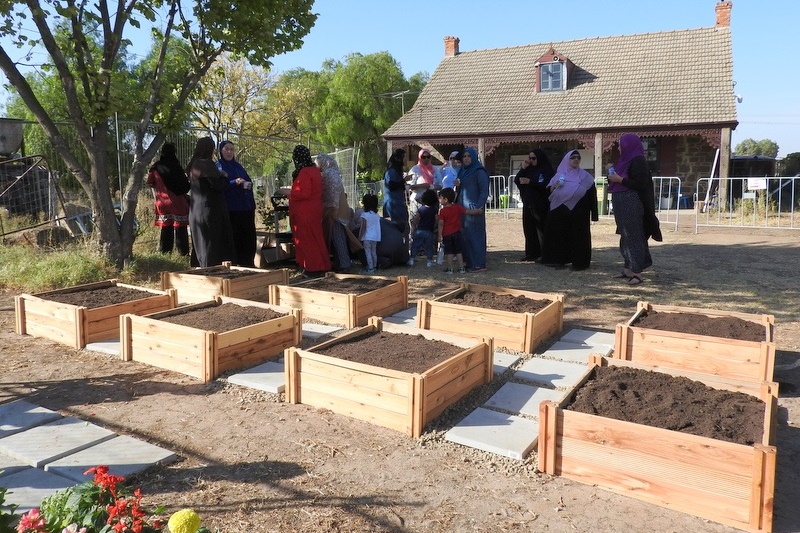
[0,243,117,292]
[734,138,779,158]
[781,152,800,176]
[0,476,19,533]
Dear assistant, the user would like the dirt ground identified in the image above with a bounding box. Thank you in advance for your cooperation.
[2,214,800,533]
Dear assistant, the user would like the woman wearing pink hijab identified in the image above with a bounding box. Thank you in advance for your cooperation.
[407,148,442,252]
[540,150,598,270]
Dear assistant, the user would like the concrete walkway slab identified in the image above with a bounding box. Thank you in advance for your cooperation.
[484,383,564,417]
[227,360,285,394]
[493,352,521,375]
[85,339,120,356]
[387,305,416,320]
[0,400,62,439]
[0,451,30,477]
[539,340,611,364]
[444,407,538,460]
[514,358,587,389]
[302,323,342,340]
[0,417,116,468]
[45,435,178,483]
[0,467,75,513]
[560,328,615,348]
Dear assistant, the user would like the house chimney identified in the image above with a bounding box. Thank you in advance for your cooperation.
[715,1,732,27]
[444,36,460,57]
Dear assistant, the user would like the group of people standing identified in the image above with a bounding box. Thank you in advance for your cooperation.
[147,137,256,268]
[513,134,661,283]
[383,147,489,273]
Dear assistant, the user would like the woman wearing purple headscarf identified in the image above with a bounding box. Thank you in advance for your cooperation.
[607,133,662,285]
[540,150,598,270]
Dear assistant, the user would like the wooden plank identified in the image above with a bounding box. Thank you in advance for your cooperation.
[751,444,776,532]
[120,315,132,361]
[297,357,409,395]
[216,329,295,372]
[422,363,487,424]
[33,280,114,297]
[296,387,410,434]
[285,348,299,403]
[14,295,25,335]
[216,315,296,349]
[293,348,412,380]
[421,346,488,393]
[538,401,557,474]
[296,371,408,415]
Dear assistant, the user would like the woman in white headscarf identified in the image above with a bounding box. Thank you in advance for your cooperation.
[540,150,598,270]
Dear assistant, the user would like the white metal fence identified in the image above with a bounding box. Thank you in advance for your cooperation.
[695,176,800,232]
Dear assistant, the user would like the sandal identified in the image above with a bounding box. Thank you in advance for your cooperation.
[612,271,629,279]
[627,274,643,285]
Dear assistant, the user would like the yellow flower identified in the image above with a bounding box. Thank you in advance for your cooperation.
[167,508,202,533]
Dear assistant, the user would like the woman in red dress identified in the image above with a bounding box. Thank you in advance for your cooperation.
[146,142,190,255]
[289,145,331,277]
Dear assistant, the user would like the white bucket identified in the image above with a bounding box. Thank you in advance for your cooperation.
[659,197,673,210]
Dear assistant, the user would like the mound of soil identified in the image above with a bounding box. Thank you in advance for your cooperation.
[316,331,463,373]
[633,310,766,342]
[182,268,257,279]
[295,277,393,293]
[448,290,551,313]
[158,303,285,332]
[43,285,155,308]
[567,365,765,445]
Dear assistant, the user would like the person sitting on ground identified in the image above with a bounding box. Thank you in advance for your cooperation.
[407,189,439,267]
[437,187,482,274]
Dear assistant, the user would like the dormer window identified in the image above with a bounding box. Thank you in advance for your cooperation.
[540,61,565,92]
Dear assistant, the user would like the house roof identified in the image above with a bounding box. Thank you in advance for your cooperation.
[384,27,737,139]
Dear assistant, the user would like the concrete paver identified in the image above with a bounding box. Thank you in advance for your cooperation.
[484,383,565,417]
[0,467,75,513]
[84,340,120,356]
[539,340,611,364]
[0,417,116,468]
[559,328,615,348]
[45,435,178,483]
[0,400,62,439]
[444,408,538,460]
[493,352,521,375]
[514,358,587,389]
[0,451,30,477]
[227,360,285,394]
[302,323,342,340]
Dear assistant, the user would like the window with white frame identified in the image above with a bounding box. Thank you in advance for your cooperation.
[540,62,565,92]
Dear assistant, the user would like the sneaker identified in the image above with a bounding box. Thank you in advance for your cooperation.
[468,266,488,273]
[407,258,415,266]
[457,267,466,274]
[443,268,454,274]
[426,261,434,268]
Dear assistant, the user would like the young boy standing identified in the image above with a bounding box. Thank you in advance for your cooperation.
[437,187,481,274]
[408,189,439,267]
[359,193,381,274]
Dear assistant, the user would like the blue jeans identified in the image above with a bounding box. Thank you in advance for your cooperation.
[410,229,435,260]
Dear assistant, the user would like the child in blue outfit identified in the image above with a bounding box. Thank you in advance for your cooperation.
[359,193,381,274]
[407,189,439,267]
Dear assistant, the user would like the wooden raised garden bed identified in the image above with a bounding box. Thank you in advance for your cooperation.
[120,296,301,382]
[415,282,563,352]
[538,355,777,533]
[285,317,493,437]
[15,280,177,349]
[161,261,289,304]
[269,272,408,328]
[614,301,776,388]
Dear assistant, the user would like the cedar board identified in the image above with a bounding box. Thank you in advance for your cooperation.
[416,282,563,352]
[285,317,493,437]
[161,262,289,304]
[120,296,301,382]
[538,355,777,533]
[614,301,776,386]
[269,273,408,328]
[15,280,177,349]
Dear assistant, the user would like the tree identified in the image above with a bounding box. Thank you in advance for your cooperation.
[734,138,779,158]
[0,0,317,267]
[781,152,800,177]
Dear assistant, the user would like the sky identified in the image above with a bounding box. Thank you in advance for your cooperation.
[266,0,800,158]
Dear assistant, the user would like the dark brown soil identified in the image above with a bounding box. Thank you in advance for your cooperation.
[295,276,393,293]
[316,331,463,373]
[158,303,285,332]
[41,285,155,308]
[633,310,766,342]
[182,268,256,279]
[448,290,552,313]
[568,365,765,445]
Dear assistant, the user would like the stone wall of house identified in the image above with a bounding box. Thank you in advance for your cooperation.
[489,143,571,177]
[674,136,718,193]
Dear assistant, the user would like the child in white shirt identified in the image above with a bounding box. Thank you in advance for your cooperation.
[359,193,382,274]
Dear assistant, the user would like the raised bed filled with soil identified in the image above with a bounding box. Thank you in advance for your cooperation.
[614,301,776,390]
[285,317,493,437]
[269,273,408,328]
[538,355,777,533]
[15,280,177,348]
[121,296,301,382]
[416,282,563,352]
[161,261,289,304]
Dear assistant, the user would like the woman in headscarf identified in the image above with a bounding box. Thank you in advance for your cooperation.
[513,148,555,262]
[383,148,410,235]
[217,140,257,267]
[408,149,443,224]
[607,133,662,285]
[540,149,598,270]
[441,150,461,190]
[456,147,489,272]
[289,145,331,277]
[146,142,190,256]
[315,153,353,272]
[186,137,235,267]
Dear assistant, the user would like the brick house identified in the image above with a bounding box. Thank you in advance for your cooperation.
[383,1,737,191]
